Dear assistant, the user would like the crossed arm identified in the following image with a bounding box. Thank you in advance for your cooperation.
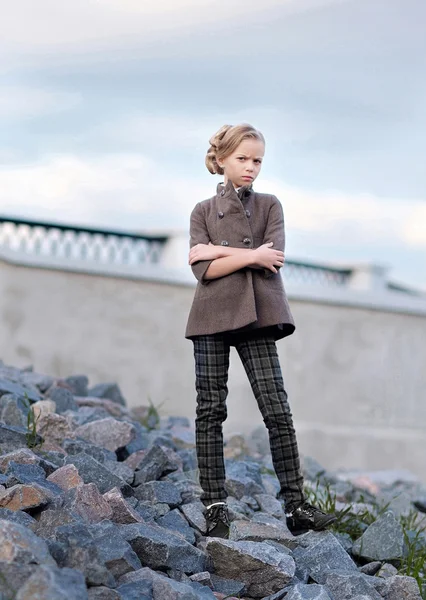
[189,242,283,280]
[189,197,286,283]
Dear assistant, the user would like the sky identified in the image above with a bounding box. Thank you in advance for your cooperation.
[0,0,425,290]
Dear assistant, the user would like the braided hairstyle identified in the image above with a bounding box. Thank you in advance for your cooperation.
[205,123,265,175]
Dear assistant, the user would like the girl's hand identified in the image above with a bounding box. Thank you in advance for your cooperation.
[252,242,285,273]
[189,242,221,265]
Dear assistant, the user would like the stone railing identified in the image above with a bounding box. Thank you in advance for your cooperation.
[1,215,425,299]
[0,216,168,266]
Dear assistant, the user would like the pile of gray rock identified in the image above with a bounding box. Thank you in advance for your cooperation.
[0,359,425,600]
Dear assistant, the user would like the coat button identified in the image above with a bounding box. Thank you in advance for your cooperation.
[243,237,251,245]
[221,240,229,246]
[218,211,224,219]
[245,210,251,218]
[220,190,225,196]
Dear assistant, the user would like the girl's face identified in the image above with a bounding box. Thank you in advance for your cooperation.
[218,138,265,188]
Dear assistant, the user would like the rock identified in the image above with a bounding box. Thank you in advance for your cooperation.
[123,449,147,470]
[53,523,115,587]
[75,396,128,419]
[63,438,116,464]
[209,573,246,597]
[161,415,192,429]
[124,422,151,454]
[156,508,196,544]
[0,378,41,402]
[261,473,281,497]
[15,565,88,600]
[133,480,182,507]
[205,538,295,598]
[240,495,260,510]
[381,575,423,599]
[0,507,37,526]
[177,447,198,473]
[75,418,136,452]
[36,413,75,445]
[285,583,334,599]
[189,570,213,587]
[377,563,399,578]
[132,444,183,484]
[72,406,112,426]
[173,477,202,504]
[93,530,142,579]
[103,487,143,524]
[246,424,271,457]
[226,495,254,519]
[119,567,216,599]
[224,433,251,459]
[135,501,170,521]
[224,460,264,500]
[168,425,196,449]
[0,448,58,476]
[413,497,426,513]
[0,482,53,511]
[4,460,47,486]
[0,423,43,453]
[359,561,382,575]
[64,483,114,523]
[116,581,153,599]
[253,493,284,518]
[87,588,121,599]
[20,370,56,392]
[88,383,126,406]
[0,519,56,565]
[64,453,132,495]
[47,464,84,491]
[104,459,134,485]
[120,522,207,574]
[352,511,406,562]
[30,507,85,539]
[377,489,413,517]
[0,394,30,427]
[46,387,78,414]
[0,562,39,598]
[229,520,297,549]
[293,531,358,584]
[333,531,353,553]
[31,399,57,420]
[179,500,207,534]
[64,375,89,397]
[323,571,382,599]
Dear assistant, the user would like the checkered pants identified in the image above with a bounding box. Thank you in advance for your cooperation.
[193,332,305,509]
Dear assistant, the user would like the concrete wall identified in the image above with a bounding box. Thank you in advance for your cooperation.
[1,255,426,480]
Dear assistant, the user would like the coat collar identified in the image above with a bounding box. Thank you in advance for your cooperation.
[216,178,253,200]
[215,179,254,217]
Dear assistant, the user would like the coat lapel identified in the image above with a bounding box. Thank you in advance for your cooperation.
[215,179,254,215]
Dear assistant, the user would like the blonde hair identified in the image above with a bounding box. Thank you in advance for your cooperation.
[205,123,265,175]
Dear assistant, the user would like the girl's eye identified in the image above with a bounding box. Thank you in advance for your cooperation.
[255,160,262,164]
[237,157,245,160]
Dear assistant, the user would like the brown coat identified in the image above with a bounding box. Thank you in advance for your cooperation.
[185,179,296,341]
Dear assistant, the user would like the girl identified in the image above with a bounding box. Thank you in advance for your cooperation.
[185,123,336,538]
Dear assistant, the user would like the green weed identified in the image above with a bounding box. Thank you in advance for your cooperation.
[305,478,426,597]
[22,392,44,450]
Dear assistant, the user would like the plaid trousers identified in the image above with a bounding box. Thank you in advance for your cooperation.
[193,332,305,510]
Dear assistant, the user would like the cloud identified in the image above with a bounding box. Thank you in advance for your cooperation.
[0,85,81,119]
[0,153,425,252]
[251,178,426,251]
[0,153,207,230]
[0,0,347,66]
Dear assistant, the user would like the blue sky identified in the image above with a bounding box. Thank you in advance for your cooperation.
[1,0,425,290]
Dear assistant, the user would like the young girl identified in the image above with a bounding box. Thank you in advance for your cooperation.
[185,123,336,538]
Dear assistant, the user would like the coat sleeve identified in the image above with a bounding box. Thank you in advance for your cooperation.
[261,195,285,278]
[189,202,214,285]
